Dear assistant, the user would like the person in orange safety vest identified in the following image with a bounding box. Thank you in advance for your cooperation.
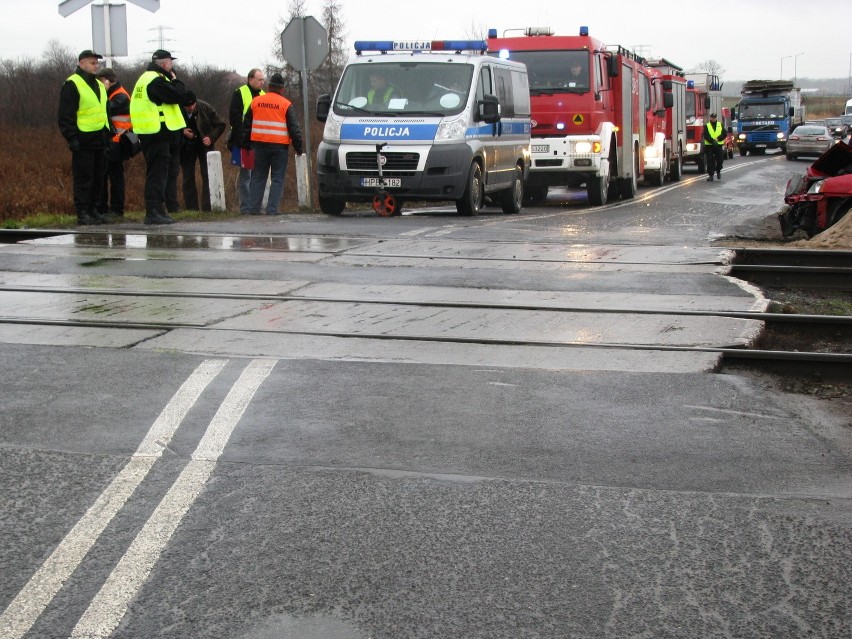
[241,73,304,215]
[96,67,133,220]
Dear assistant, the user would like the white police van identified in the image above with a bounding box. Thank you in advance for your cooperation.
[316,39,531,216]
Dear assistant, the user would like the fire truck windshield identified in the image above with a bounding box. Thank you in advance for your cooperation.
[491,50,590,94]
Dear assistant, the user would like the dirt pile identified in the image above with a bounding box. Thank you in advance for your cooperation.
[795,210,852,249]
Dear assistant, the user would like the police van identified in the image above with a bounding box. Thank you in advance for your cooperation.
[315,39,531,216]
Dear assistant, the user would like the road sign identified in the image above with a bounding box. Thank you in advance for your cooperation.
[281,15,329,72]
[59,0,158,17]
[92,4,128,57]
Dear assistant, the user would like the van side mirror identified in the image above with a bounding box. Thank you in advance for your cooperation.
[478,94,501,123]
[316,94,331,122]
[663,93,674,109]
[662,79,673,91]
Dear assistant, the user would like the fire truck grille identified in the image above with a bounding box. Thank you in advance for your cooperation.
[346,152,420,176]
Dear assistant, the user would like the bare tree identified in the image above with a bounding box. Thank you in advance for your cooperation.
[318,0,347,96]
[697,59,726,79]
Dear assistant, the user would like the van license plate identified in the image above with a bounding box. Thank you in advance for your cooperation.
[532,144,549,153]
[755,144,766,148]
[361,178,401,187]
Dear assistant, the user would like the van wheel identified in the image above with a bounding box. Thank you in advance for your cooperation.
[500,165,523,214]
[319,196,345,216]
[587,173,609,206]
[456,162,483,215]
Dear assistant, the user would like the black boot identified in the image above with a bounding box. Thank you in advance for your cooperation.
[77,211,99,225]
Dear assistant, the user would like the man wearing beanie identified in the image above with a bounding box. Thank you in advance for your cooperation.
[241,73,304,215]
[180,91,226,211]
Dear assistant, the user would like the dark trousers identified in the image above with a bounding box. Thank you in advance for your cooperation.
[705,145,724,176]
[180,144,211,211]
[247,142,289,214]
[71,147,106,215]
[98,160,125,215]
[141,132,181,215]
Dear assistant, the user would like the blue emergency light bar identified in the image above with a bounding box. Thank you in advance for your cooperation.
[687,80,695,88]
[353,40,487,54]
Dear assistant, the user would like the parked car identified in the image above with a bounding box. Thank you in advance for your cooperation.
[786,125,835,160]
[824,117,849,139]
[780,140,852,237]
[804,119,826,127]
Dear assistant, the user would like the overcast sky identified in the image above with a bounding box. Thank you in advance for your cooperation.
[2,0,850,83]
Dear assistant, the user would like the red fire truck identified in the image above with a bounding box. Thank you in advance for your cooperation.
[487,26,671,206]
[683,72,723,173]
[645,59,687,183]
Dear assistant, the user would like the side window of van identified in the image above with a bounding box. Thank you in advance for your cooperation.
[494,67,515,117]
[511,70,530,116]
[477,66,492,102]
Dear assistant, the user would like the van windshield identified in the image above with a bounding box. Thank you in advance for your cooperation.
[333,62,474,116]
[490,50,589,94]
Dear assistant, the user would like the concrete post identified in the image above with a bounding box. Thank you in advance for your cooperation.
[295,154,310,209]
[206,151,226,212]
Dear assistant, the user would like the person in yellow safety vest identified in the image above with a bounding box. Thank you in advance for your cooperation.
[95,67,132,222]
[702,112,726,182]
[240,73,304,215]
[57,50,111,226]
[228,68,266,213]
[367,71,401,108]
[130,49,188,225]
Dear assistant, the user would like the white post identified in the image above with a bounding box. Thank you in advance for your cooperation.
[103,0,112,67]
[295,153,310,209]
[206,151,225,211]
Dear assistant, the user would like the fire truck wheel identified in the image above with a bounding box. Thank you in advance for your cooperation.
[523,185,548,205]
[456,162,483,216]
[319,196,346,216]
[619,153,638,199]
[499,165,523,214]
[670,151,683,182]
[587,174,609,206]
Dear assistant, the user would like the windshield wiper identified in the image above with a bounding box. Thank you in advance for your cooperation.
[334,100,371,114]
[400,110,446,117]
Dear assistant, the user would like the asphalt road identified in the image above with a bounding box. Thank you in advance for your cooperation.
[1,152,849,639]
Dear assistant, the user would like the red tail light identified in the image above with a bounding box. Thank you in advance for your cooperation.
[789,135,800,140]
[817,136,830,141]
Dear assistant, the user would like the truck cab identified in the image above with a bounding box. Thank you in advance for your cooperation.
[733,80,805,156]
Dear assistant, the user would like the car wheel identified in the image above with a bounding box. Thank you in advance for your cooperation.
[786,153,795,161]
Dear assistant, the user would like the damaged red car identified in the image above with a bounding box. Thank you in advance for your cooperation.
[780,140,852,237]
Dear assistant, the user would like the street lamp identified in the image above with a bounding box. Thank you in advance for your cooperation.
[793,52,804,85]
[780,55,791,79]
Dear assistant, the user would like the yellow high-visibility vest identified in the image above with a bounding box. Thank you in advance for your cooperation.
[130,70,186,134]
[66,74,109,132]
[704,121,724,145]
[239,84,264,115]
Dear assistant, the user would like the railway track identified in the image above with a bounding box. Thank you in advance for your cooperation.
[1,282,849,381]
[729,247,852,290]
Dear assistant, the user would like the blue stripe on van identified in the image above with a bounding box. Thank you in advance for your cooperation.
[465,121,531,137]
[341,123,439,141]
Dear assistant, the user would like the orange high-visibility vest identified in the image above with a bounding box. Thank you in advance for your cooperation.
[108,85,132,143]
[249,92,292,145]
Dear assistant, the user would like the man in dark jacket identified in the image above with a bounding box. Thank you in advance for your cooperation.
[95,67,131,221]
[228,68,265,213]
[130,49,187,224]
[702,112,726,182]
[58,50,111,225]
[180,91,226,211]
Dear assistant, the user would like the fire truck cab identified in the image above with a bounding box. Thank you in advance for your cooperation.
[683,73,723,173]
[487,26,668,206]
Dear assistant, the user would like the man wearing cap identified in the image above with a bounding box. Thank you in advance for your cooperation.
[95,67,132,221]
[58,50,111,225]
[180,91,226,211]
[241,73,304,215]
[228,68,265,213]
[130,49,188,224]
[702,112,726,182]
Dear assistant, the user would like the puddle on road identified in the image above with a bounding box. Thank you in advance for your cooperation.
[31,233,363,253]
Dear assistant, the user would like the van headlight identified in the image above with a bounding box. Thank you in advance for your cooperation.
[324,115,343,142]
[436,113,468,141]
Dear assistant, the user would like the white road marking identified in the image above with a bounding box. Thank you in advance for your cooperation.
[70,358,276,638]
[0,359,227,639]
[398,227,435,236]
